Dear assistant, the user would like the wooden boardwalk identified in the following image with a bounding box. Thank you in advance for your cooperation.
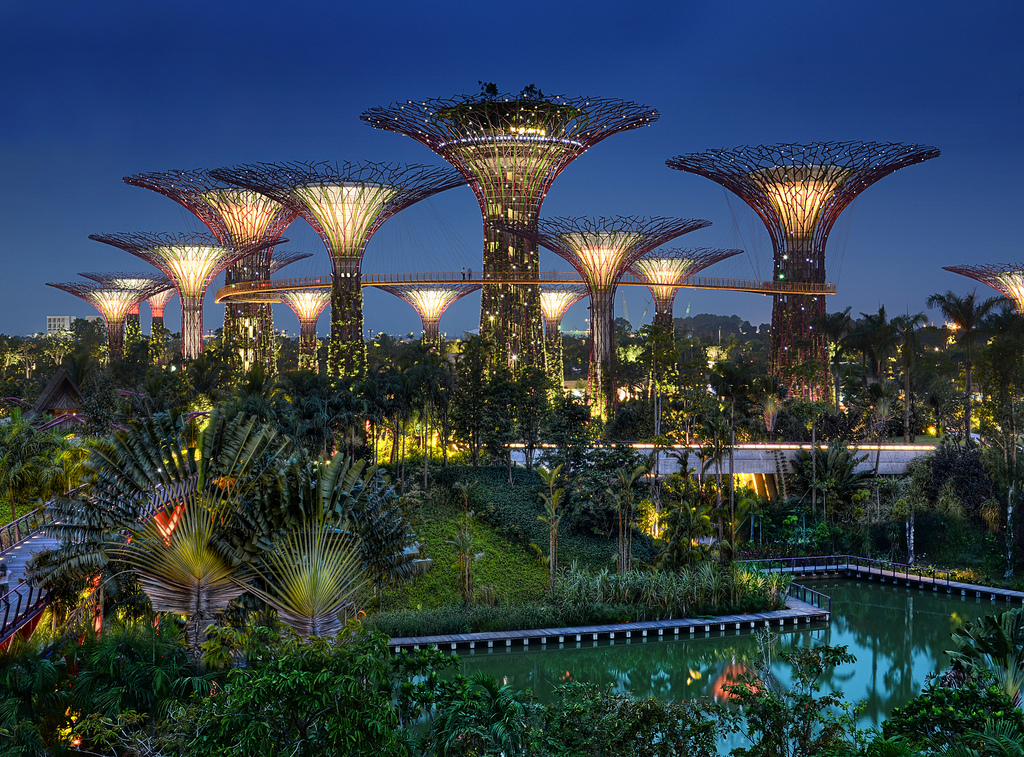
[764,560,1024,603]
[388,596,828,653]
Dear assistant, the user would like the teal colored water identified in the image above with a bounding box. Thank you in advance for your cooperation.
[457,579,1001,729]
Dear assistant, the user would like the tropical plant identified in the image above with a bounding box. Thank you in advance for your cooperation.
[537,464,564,593]
[429,670,529,757]
[946,608,1024,707]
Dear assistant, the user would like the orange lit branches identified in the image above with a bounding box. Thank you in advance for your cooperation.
[629,248,742,328]
[378,284,481,346]
[944,263,1024,313]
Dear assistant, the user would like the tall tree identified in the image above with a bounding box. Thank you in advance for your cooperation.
[892,312,927,442]
[711,361,752,530]
[927,289,1002,446]
[815,307,853,408]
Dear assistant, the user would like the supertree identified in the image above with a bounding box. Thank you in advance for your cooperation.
[377,284,482,347]
[89,232,272,360]
[539,285,588,389]
[629,248,743,329]
[211,161,465,377]
[362,90,658,369]
[79,271,174,351]
[146,288,176,334]
[277,289,332,372]
[944,264,1024,312]
[46,279,167,361]
[269,251,313,275]
[123,169,298,372]
[508,216,711,417]
[667,141,940,400]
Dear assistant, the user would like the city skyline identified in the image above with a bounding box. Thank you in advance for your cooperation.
[3,1,1022,340]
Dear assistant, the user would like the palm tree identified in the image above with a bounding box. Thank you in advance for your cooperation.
[0,414,68,539]
[816,307,854,408]
[711,361,752,530]
[537,465,563,593]
[607,463,646,574]
[927,289,1002,446]
[891,312,927,442]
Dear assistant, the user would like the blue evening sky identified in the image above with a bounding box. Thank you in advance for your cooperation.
[1,1,1021,338]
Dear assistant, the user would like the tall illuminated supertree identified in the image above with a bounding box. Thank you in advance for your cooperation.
[46,279,166,361]
[539,285,588,389]
[123,169,298,371]
[211,161,465,377]
[79,271,174,351]
[362,90,659,369]
[667,141,940,400]
[146,288,176,334]
[377,284,482,347]
[944,264,1024,312]
[89,232,271,360]
[277,289,332,372]
[629,248,743,329]
[509,216,711,417]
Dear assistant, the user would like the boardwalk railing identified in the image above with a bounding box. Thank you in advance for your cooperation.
[0,582,47,644]
[0,508,55,554]
[216,272,836,303]
[739,554,952,591]
[788,582,832,616]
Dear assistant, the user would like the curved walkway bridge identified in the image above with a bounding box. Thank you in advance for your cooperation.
[0,511,58,648]
[216,272,836,304]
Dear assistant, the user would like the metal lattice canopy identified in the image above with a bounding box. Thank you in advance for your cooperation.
[269,251,314,275]
[362,93,658,212]
[945,263,1024,313]
[378,283,481,342]
[666,141,940,255]
[512,216,712,292]
[78,271,175,294]
[630,247,743,304]
[210,161,466,265]
[539,284,589,327]
[279,289,332,324]
[146,288,177,318]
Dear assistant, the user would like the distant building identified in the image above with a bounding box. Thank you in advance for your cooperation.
[46,316,72,335]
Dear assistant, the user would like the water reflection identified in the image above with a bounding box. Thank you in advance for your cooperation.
[458,579,996,728]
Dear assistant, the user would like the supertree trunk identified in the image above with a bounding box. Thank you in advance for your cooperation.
[298,321,319,372]
[125,309,142,353]
[543,319,565,391]
[328,265,365,377]
[422,319,441,347]
[180,295,204,360]
[105,317,127,362]
[653,298,674,331]
[223,253,275,373]
[589,289,616,419]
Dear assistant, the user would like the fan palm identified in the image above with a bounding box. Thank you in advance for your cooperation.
[947,609,1024,708]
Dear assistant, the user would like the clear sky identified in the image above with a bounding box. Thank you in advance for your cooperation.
[2,1,1022,339]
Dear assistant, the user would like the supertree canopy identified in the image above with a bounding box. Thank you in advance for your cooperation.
[47,279,166,361]
[123,169,298,372]
[944,263,1024,313]
[89,231,272,360]
[278,289,332,372]
[509,216,710,417]
[667,141,940,400]
[378,284,481,347]
[79,271,175,353]
[268,251,313,275]
[629,248,743,329]
[539,284,588,389]
[146,288,177,333]
[362,90,658,369]
[211,161,465,377]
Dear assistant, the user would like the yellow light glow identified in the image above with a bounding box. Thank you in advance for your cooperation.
[203,189,285,246]
[560,231,641,291]
[749,165,851,238]
[86,289,140,322]
[153,245,234,298]
[540,289,586,324]
[632,257,700,302]
[292,183,399,257]
[147,288,176,317]
[993,272,1024,312]
[280,289,331,323]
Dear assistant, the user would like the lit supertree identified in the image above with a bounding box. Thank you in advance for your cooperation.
[211,161,465,377]
[944,264,1024,312]
[79,271,174,350]
[667,141,940,399]
[277,289,332,372]
[539,285,588,389]
[509,216,711,417]
[629,248,743,329]
[146,288,176,334]
[377,284,482,347]
[123,169,298,371]
[362,91,658,369]
[89,232,271,360]
[46,279,166,361]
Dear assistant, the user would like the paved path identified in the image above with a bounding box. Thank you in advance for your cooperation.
[388,596,828,652]
[0,531,58,595]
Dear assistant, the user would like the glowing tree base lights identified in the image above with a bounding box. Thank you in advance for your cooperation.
[279,289,332,372]
[539,284,588,390]
[378,284,481,347]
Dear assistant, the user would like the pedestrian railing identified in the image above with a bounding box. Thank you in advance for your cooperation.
[0,508,55,554]
[787,582,832,616]
[738,554,952,591]
[0,582,47,645]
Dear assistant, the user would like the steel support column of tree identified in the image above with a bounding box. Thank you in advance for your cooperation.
[378,284,482,347]
[508,216,711,419]
[46,280,166,362]
[667,141,940,400]
[539,284,588,390]
[89,232,271,360]
[123,169,298,373]
[362,91,658,370]
[211,161,465,378]
[278,289,331,372]
[944,263,1024,313]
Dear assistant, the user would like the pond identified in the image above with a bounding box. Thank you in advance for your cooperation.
[457,579,1001,730]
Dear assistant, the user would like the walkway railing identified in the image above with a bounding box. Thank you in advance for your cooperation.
[216,271,836,303]
[0,582,46,644]
[0,508,55,554]
[788,582,832,616]
[739,554,952,591]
